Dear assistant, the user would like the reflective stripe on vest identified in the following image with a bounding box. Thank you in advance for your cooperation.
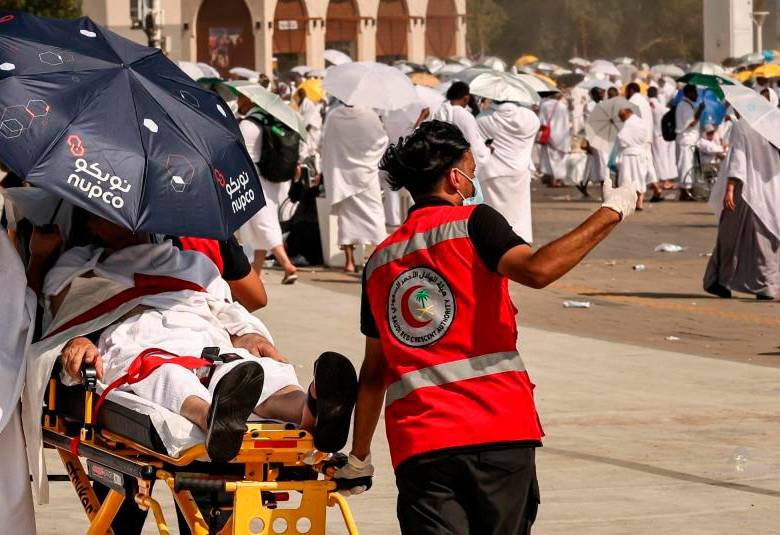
[385,351,526,407]
[365,218,470,280]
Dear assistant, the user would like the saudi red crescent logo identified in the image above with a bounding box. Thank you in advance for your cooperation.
[388,267,455,348]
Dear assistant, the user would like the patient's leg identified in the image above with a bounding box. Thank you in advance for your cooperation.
[253,386,309,425]
[131,364,211,416]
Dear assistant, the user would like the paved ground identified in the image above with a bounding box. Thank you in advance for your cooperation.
[35,188,780,533]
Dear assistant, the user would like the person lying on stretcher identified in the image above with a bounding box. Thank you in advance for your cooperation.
[45,211,358,462]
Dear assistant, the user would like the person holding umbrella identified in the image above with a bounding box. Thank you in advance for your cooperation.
[675,84,705,200]
[334,120,639,534]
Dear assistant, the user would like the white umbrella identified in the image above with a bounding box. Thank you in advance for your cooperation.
[589,59,621,77]
[578,78,615,90]
[229,67,260,82]
[324,61,417,110]
[614,56,634,65]
[223,80,306,137]
[617,63,638,83]
[425,56,445,73]
[307,68,326,78]
[290,65,312,75]
[197,63,221,79]
[394,63,415,74]
[482,56,507,72]
[514,73,558,94]
[585,97,639,146]
[535,62,557,72]
[414,85,446,112]
[453,66,494,84]
[451,56,473,67]
[469,71,540,106]
[722,84,780,149]
[651,64,685,78]
[324,49,352,66]
[176,61,205,81]
[688,62,726,76]
[569,57,591,68]
[436,63,469,77]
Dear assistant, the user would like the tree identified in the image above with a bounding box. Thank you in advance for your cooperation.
[467,0,506,57]
[0,0,82,19]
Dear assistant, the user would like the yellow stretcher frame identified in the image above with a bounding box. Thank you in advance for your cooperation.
[43,377,359,535]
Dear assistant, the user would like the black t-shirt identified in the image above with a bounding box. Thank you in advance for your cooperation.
[360,198,527,338]
[168,236,252,282]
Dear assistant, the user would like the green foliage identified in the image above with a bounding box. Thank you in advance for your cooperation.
[467,0,506,56]
[479,0,703,64]
[0,0,82,19]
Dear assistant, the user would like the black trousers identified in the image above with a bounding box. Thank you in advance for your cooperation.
[395,446,539,535]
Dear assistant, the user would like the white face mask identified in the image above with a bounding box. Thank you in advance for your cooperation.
[454,168,484,206]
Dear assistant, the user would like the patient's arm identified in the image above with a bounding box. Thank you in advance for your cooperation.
[61,336,104,381]
[231,333,288,363]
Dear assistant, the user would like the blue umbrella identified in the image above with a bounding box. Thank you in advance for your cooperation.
[671,88,727,126]
[0,11,264,240]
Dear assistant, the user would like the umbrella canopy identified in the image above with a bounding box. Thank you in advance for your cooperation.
[414,84,446,112]
[514,73,558,95]
[425,56,444,73]
[409,71,440,88]
[734,70,753,82]
[468,71,540,106]
[515,54,539,66]
[452,66,494,84]
[176,61,205,81]
[556,72,585,89]
[650,64,685,78]
[297,78,326,102]
[589,59,621,77]
[223,81,306,137]
[569,57,590,68]
[436,63,468,77]
[324,61,417,111]
[197,62,220,79]
[324,49,352,66]
[290,65,312,76]
[752,63,780,78]
[676,72,734,99]
[532,72,558,88]
[722,84,780,148]
[688,61,727,76]
[738,52,765,66]
[228,66,260,81]
[578,78,615,90]
[535,62,557,72]
[614,56,634,65]
[0,11,263,240]
[450,56,473,67]
[585,97,639,146]
[307,68,326,78]
[482,56,507,72]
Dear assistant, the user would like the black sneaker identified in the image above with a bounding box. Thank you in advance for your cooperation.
[308,352,358,453]
[205,361,264,463]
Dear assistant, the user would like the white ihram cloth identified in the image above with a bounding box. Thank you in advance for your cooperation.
[675,98,699,188]
[433,101,490,170]
[299,97,323,161]
[538,98,570,180]
[476,102,540,243]
[629,92,658,187]
[237,117,290,252]
[381,107,418,228]
[322,106,388,246]
[24,242,297,503]
[649,97,677,180]
[616,114,649,194]
[705,119,780,297]
[0,234,36,533]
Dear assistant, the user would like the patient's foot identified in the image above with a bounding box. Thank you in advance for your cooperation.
[206,362,265,463]
[306,352,358,453]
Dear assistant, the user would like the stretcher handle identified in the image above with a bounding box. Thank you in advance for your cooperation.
[173,476,226,493]
[81,364,98,391]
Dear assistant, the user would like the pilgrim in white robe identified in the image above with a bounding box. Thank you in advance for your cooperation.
[476,102,540,243]
[380,102,424,228]
[616,114,649,194]
[433,101,490,171]
[237,111,290,252]
[649,97,677,180]
[321,106,388,247]
[675,98,700,188]
[704,119,780,298]
[629,92,658,189]
[538,98,570,180]
[0,233,36,533]
[299,97,323,164]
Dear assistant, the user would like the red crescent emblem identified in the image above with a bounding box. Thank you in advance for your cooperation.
[401,284,432,329]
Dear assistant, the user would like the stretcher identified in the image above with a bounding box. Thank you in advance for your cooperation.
[42,361,359,535]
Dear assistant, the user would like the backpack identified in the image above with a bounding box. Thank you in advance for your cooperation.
[660,104,677,142]
[243,112,300,183]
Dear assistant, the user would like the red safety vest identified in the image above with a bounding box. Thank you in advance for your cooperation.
[365,204,543,469]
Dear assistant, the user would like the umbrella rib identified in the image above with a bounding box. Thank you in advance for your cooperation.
[124,69,149,233]
[0,33,123,68]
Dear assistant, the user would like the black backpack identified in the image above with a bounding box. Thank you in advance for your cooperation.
[661,104,677,142]
[243,113,300,183]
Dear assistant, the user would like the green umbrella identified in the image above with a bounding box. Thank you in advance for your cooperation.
[222,80,306,137]
[676,73,734,99]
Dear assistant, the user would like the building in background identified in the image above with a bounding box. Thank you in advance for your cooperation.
[703,0,755,62]
[81,0,467,77]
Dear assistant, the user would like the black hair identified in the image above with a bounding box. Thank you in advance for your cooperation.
[683,84,698,96]
[446,81,470,101]
[647,86,658,98]
[625,82,640,95]
[380,120,470,197]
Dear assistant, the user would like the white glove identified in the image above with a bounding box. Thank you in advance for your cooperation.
[601,178,636,220]
[334,454,375,496]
